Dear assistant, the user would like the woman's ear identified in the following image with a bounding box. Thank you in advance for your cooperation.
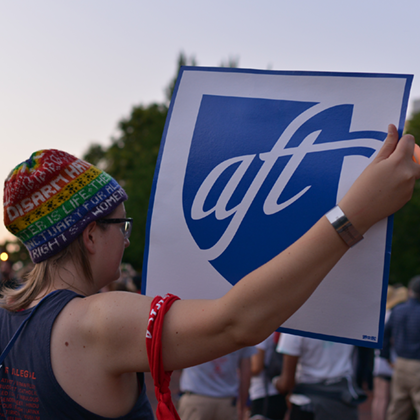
[83,221,98,254]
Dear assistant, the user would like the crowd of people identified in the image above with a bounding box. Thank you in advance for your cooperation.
[164,279,418,420]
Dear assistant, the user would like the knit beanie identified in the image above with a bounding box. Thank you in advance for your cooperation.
[3,149,128,263]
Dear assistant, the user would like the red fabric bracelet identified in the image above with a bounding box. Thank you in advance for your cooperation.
[146,294,181,420]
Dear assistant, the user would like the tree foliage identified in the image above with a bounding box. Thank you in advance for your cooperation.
[83,52,199,272]
[389,112,420,285]
[406,111,420,140]
[84,104,168,271]
[165,52,197,104]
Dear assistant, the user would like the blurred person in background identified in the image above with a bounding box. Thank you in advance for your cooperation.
[0,260,19,294]
[178,348,256,420]
[249,332,287,420]
[371,285,408,420]
[381,276,420,420]
[100,263,138,292]
[273,334,365,420]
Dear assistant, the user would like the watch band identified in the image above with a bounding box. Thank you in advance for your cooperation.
[325,205,364,248]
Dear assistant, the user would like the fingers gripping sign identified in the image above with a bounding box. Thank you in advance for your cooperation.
[413,143,420,164]
[339,124,420,235]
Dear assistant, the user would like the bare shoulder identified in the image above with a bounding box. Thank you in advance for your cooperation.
[52,291,154,374]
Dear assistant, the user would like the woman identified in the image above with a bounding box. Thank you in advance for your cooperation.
[0,125,418,419]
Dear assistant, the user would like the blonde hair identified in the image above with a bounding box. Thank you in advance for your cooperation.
[386,285,408,311]
[1,235,94,312]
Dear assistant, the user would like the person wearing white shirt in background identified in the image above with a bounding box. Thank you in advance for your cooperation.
[371,285,407,420]
[249,332,287,420]
[178,348,256,420]
[273,334,363,420]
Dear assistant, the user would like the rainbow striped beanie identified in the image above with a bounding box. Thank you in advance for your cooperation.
[3,149,128,263]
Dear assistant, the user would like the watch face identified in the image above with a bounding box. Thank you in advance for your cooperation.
[326,206,344,224]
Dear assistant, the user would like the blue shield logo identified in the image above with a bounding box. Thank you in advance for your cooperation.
[182,95,386,285]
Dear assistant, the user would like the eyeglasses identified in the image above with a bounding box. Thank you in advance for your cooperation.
[96,218,133,239]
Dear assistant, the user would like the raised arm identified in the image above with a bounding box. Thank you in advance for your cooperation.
[158,124,420,370]
[78,125,420,376]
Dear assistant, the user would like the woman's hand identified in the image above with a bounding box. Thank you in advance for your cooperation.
[339,124,420,234]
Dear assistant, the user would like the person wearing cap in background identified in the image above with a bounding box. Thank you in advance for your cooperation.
[381,276,420,420]
[0,124,419,419]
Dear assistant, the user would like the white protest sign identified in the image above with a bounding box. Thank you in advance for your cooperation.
[142,67,412,348]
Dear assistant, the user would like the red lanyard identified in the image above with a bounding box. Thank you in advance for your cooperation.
[146,294,181,420]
